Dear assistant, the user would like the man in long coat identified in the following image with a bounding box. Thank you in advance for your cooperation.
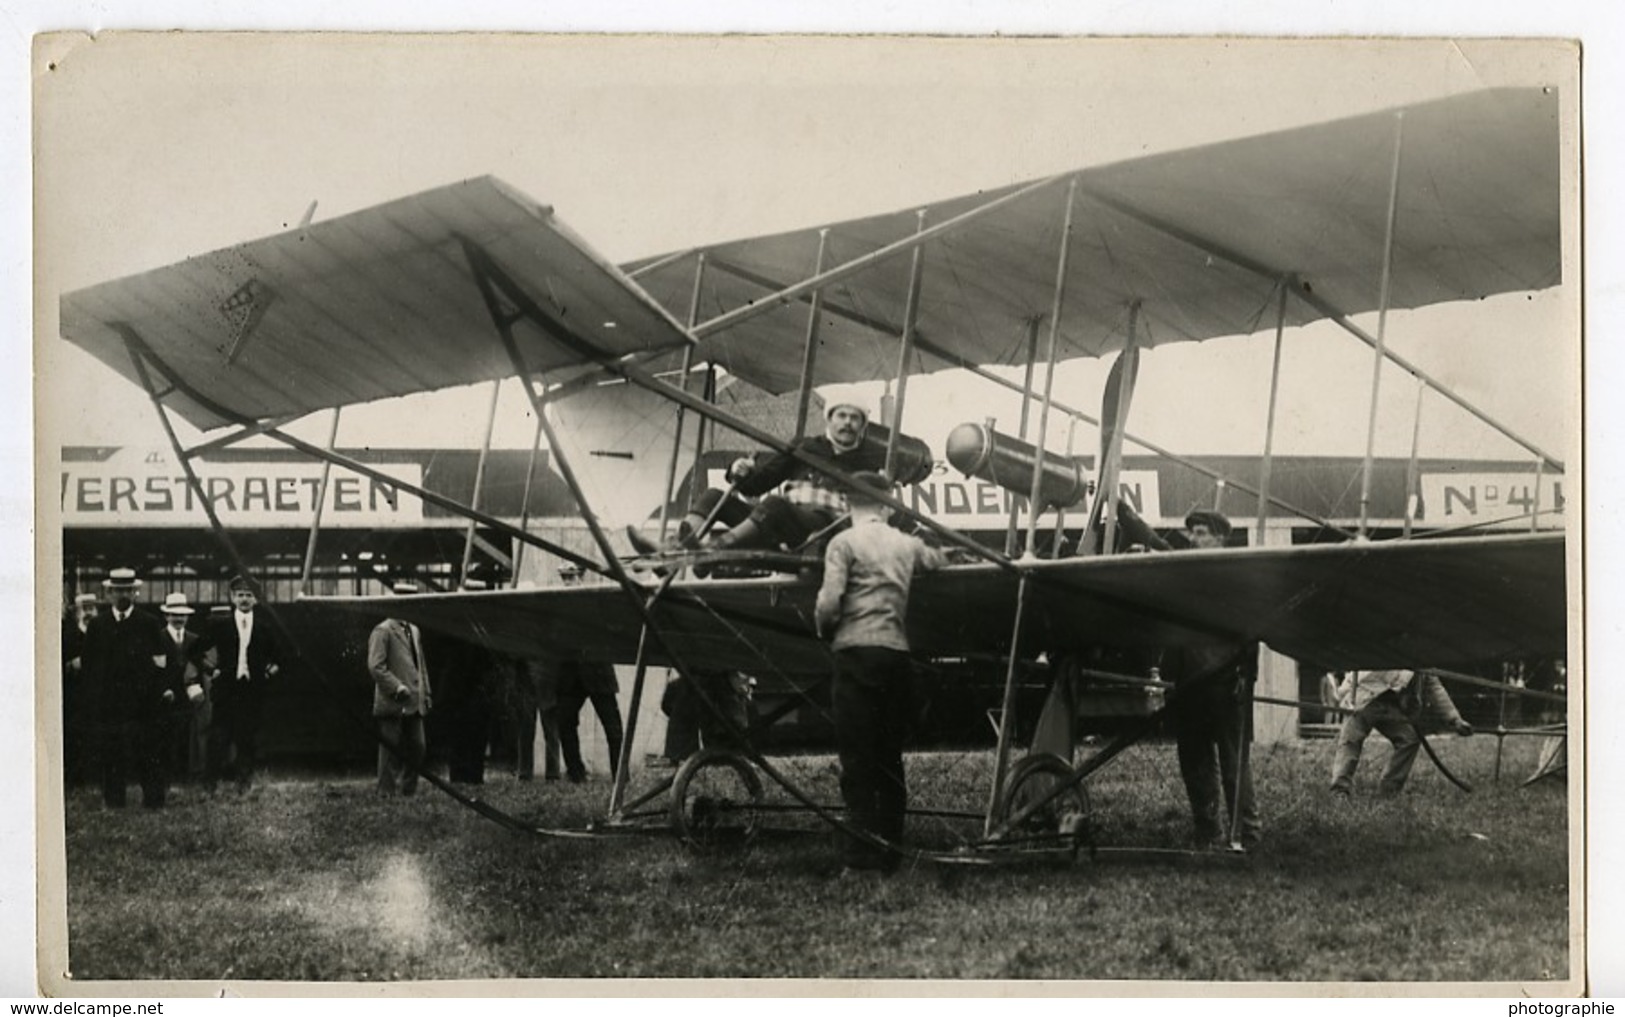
[81,568,178,808]
[369,581,432,796]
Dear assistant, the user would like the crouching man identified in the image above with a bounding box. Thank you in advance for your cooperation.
[1330,668,1472,797]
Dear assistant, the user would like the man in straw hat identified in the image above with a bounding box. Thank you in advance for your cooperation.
[159,592,210,783]
[814,471,947,874]
[80,568,176,808]
[627,401,933,569]
[200,574,282,794]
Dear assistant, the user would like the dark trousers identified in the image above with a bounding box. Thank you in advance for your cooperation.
[1174,692,1261,846]
[557,690,624,780]
[661,677,702,763]
[662,670,749,762]
[692,488,753,530]
[446,692,490,784]
[63,675,96,786]
[695,489,833,550]
[377,715,427,796]
[207,682,266,791]
[100,712,171,808]
[832,646,913,867]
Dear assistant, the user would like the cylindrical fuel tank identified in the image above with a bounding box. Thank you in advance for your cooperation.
[859,423,935,486]
[944,422,1089,510]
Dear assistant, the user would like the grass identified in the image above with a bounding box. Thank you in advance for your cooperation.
[55,732,1571,986]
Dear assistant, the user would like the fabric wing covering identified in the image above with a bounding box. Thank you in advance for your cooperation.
[59,176,696,432]
[60,89,1558,427]
[629,87,1560,393]
[312,532,1564,677]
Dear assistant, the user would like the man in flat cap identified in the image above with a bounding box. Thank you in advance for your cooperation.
[200,574,281,793]
[627,401,933,569]
[1159,510,1263,850]
[79,569,176,808]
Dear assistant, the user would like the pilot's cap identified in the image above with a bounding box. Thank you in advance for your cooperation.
[825,401,870,424]
[1183,509,1233,539]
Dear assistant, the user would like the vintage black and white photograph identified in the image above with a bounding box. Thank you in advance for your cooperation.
[32,32,1582,993]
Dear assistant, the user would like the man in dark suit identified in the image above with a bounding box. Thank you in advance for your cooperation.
[1162,510,1262,851]
[553,656,624,783]
[200,574,281,793]
[80,568,179,808]
[369,581,432,796]
[61,592,100,786]
[158,592,209,783]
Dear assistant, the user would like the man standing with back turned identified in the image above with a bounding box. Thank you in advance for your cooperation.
[814,471,946,873]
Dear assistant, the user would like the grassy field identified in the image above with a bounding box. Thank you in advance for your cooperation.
[54,733,1572,987]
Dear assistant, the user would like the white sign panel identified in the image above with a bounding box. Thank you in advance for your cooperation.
[1419,472,1565,528]
[905,466,1165,529]
[61,449,425,527]
[705,465,1165,530]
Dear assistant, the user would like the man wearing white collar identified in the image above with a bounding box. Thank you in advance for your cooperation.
[160,592,210,783]
[200,574,281,794]
[79,568,174,808]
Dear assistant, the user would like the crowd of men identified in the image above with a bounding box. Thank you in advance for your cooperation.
[61,571,627,807]
[62,570,284,808]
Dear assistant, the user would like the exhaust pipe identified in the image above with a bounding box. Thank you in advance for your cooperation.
[944,422,1089,511]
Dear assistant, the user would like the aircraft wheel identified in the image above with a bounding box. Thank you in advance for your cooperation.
[669,748,764,850]
[1000,752,1091,845]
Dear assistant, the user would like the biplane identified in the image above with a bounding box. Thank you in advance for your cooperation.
[58,86,1571,861]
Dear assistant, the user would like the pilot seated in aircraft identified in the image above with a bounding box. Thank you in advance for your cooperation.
[627,401,932,567]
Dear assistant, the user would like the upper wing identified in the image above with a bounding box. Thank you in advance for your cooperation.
[305,531,1565,677]
[633,87,1561,392]
[59,176,695,432]
[61,90,1560,426]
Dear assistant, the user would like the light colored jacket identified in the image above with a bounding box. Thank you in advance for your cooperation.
[1338,669,1463,726]
[816,516,946,652]
[369,618,432,718]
